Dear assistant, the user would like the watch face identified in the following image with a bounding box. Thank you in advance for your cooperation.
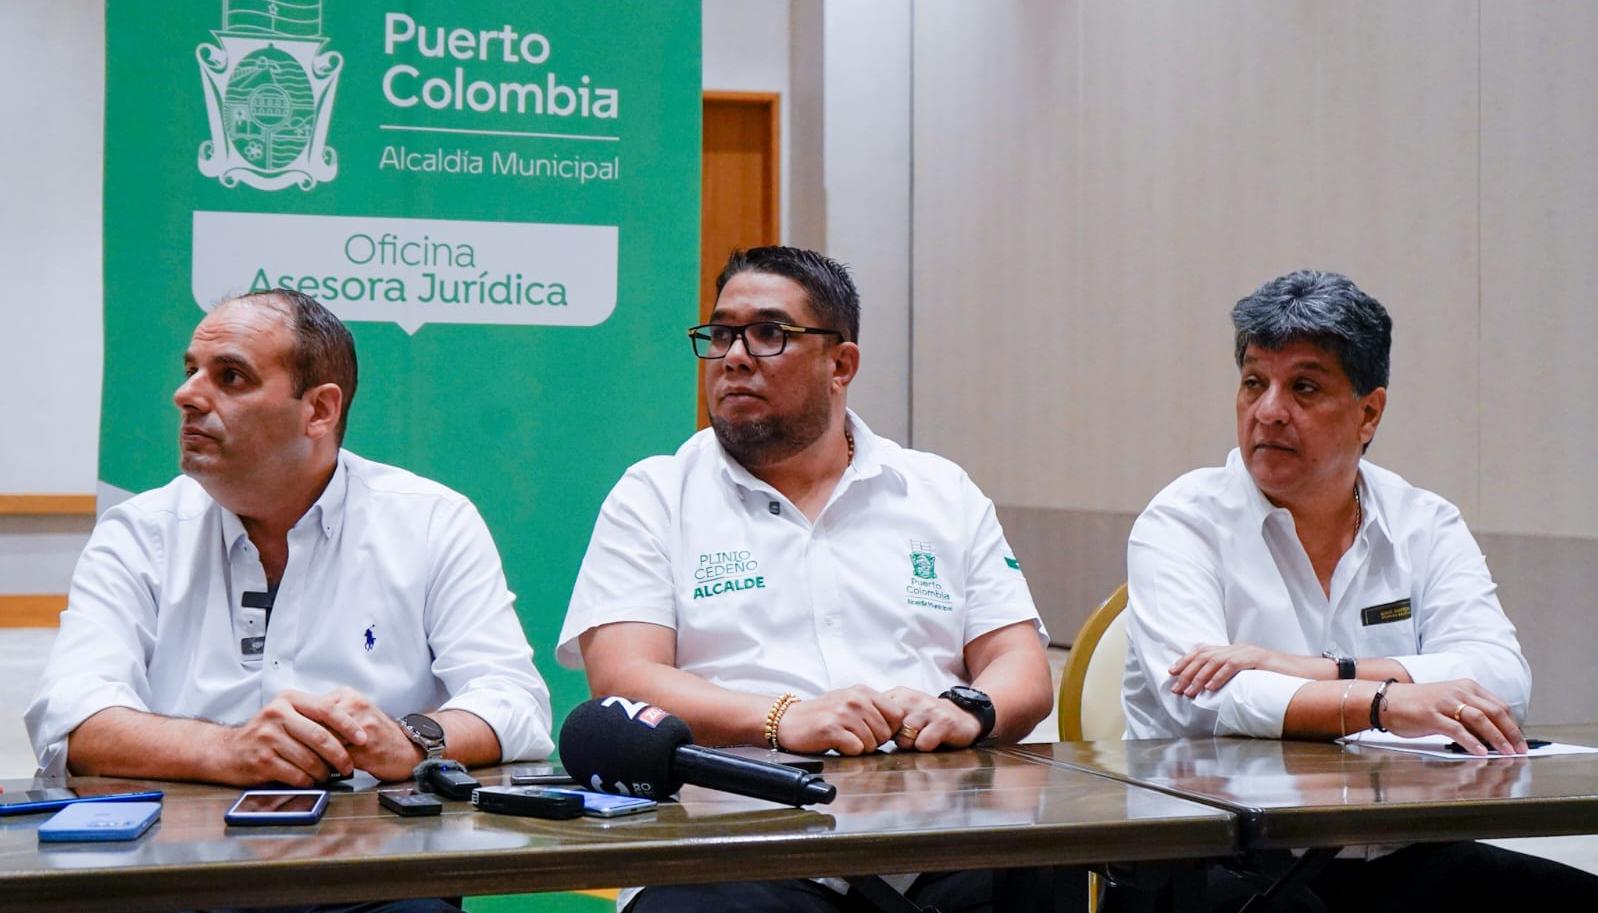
[947,686,991,708]
[403,714,445,742]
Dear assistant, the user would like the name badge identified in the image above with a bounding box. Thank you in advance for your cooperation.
[1360,598,1412,626]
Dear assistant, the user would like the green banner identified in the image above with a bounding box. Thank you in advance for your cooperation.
[103,0,701,723]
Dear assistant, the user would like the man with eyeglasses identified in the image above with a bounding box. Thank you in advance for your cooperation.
[558,246,1056,912]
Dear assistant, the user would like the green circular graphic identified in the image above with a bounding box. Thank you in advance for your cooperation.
[223,45,314,170]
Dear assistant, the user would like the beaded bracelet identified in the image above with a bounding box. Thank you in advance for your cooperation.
[764,692,799,749]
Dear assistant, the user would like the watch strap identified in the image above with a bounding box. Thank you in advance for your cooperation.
[1322,651,1356,680]
[939,688,996,742]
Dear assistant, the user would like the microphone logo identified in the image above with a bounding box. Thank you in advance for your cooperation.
[600,696,671,728]
[591,774,652,796]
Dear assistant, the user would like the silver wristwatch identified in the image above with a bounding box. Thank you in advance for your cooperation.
[397,713,446,760]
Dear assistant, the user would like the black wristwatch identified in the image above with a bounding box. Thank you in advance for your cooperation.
[397,713,446,761]
[939,685,996,742]
[1321,651,1356,680]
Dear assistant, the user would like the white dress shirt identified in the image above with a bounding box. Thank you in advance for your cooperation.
[558,411,1048,696]
[1123,448,1530,740]
[26,450,554,777]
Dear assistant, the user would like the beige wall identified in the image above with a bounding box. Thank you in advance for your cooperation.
[911,1,1598,723]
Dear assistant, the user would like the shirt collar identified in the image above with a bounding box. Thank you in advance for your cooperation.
[219,452,349,552]
[715,409,900,494]
[1228,447,1390,545]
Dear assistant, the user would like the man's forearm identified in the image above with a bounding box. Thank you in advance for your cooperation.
[590,661,775,746]
[1282,679,1385,740]
[970,651,1053,743]
[68,707,232,782]
[436,709,503,767]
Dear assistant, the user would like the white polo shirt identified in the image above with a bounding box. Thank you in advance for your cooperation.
[26,450,555,776]
[557,412,1048,698]
[1123,448,1530,740]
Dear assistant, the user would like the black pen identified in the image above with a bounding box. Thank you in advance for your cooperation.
[1443,738,1551,754]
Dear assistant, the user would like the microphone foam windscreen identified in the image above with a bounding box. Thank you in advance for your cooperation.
[558,697,694,799]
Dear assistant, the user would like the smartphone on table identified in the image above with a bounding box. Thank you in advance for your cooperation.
[541,787,657,818]
[0,788,164,817]
[224,790,329,826]
[38,801,162,842]
[509,763,576,786]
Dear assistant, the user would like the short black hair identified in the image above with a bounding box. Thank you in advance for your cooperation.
[1231,270,1392,396]
[716,246,861,343]
[234,289,358,443]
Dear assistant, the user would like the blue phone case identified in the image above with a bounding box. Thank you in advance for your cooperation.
[0,789,165,817]
[37,801,162,842]
[543,788,657,817]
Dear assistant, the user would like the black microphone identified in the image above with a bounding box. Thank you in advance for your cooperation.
[559,697,836,807]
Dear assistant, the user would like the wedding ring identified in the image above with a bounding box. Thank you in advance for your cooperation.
[1453,702,1468,722]
[895,724,921,742]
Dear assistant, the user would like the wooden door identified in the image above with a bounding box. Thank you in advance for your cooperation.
[699,91,781,426]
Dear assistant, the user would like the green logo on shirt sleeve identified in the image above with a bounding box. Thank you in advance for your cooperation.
[1004,556,1021,570]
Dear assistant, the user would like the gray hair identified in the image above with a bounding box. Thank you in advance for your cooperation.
[1231,270,1392,396]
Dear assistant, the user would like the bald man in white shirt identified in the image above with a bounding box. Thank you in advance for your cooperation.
[27,290,553,799]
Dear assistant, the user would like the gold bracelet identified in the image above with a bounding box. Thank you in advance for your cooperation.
[764,692,799,749]
[1338,680,1358,738]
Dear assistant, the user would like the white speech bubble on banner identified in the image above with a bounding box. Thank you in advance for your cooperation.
[192,210,617,334]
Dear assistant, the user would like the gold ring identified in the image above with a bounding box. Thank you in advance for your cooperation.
[1453,702,1468,722]
[895,724,921,742]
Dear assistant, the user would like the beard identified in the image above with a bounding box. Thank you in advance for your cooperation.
[711,385,834,470]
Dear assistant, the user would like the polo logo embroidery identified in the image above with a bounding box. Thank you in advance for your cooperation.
[691,547,766,600]
[363,623,377,651]
[910,542,938,580]
[906,539,954,611]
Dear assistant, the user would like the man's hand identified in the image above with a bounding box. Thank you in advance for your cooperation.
[1377,679,1527,756]
[1169,643,1300,697]
[885,687,983,752]
[325,687,426,782]
[210,690,368,787]
[774,685,906,755]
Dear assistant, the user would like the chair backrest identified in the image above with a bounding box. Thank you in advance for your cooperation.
[1057,583,1129,741]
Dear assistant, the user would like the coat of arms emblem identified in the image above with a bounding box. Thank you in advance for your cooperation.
[910,540,938,581]
[197,1,342,191]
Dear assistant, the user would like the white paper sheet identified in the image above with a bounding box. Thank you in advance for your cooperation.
[1339,732,1598,759]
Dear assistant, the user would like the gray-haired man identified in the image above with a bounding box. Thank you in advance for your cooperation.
[1121,269,1598,907]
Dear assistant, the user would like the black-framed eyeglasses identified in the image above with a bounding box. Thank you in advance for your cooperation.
[687,322,843,359]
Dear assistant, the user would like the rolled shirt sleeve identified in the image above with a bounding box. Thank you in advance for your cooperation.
[24,506,161,777]
[423,496,554,763]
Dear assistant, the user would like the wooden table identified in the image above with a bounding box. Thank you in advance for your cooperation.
[1006,724,1598,851]
[0,747,1236,912]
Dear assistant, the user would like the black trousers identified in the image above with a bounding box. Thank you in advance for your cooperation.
[179,901,462,913]
[625,870,997,913]
[1105,841,1598,913]
[1308,841,1598,911]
